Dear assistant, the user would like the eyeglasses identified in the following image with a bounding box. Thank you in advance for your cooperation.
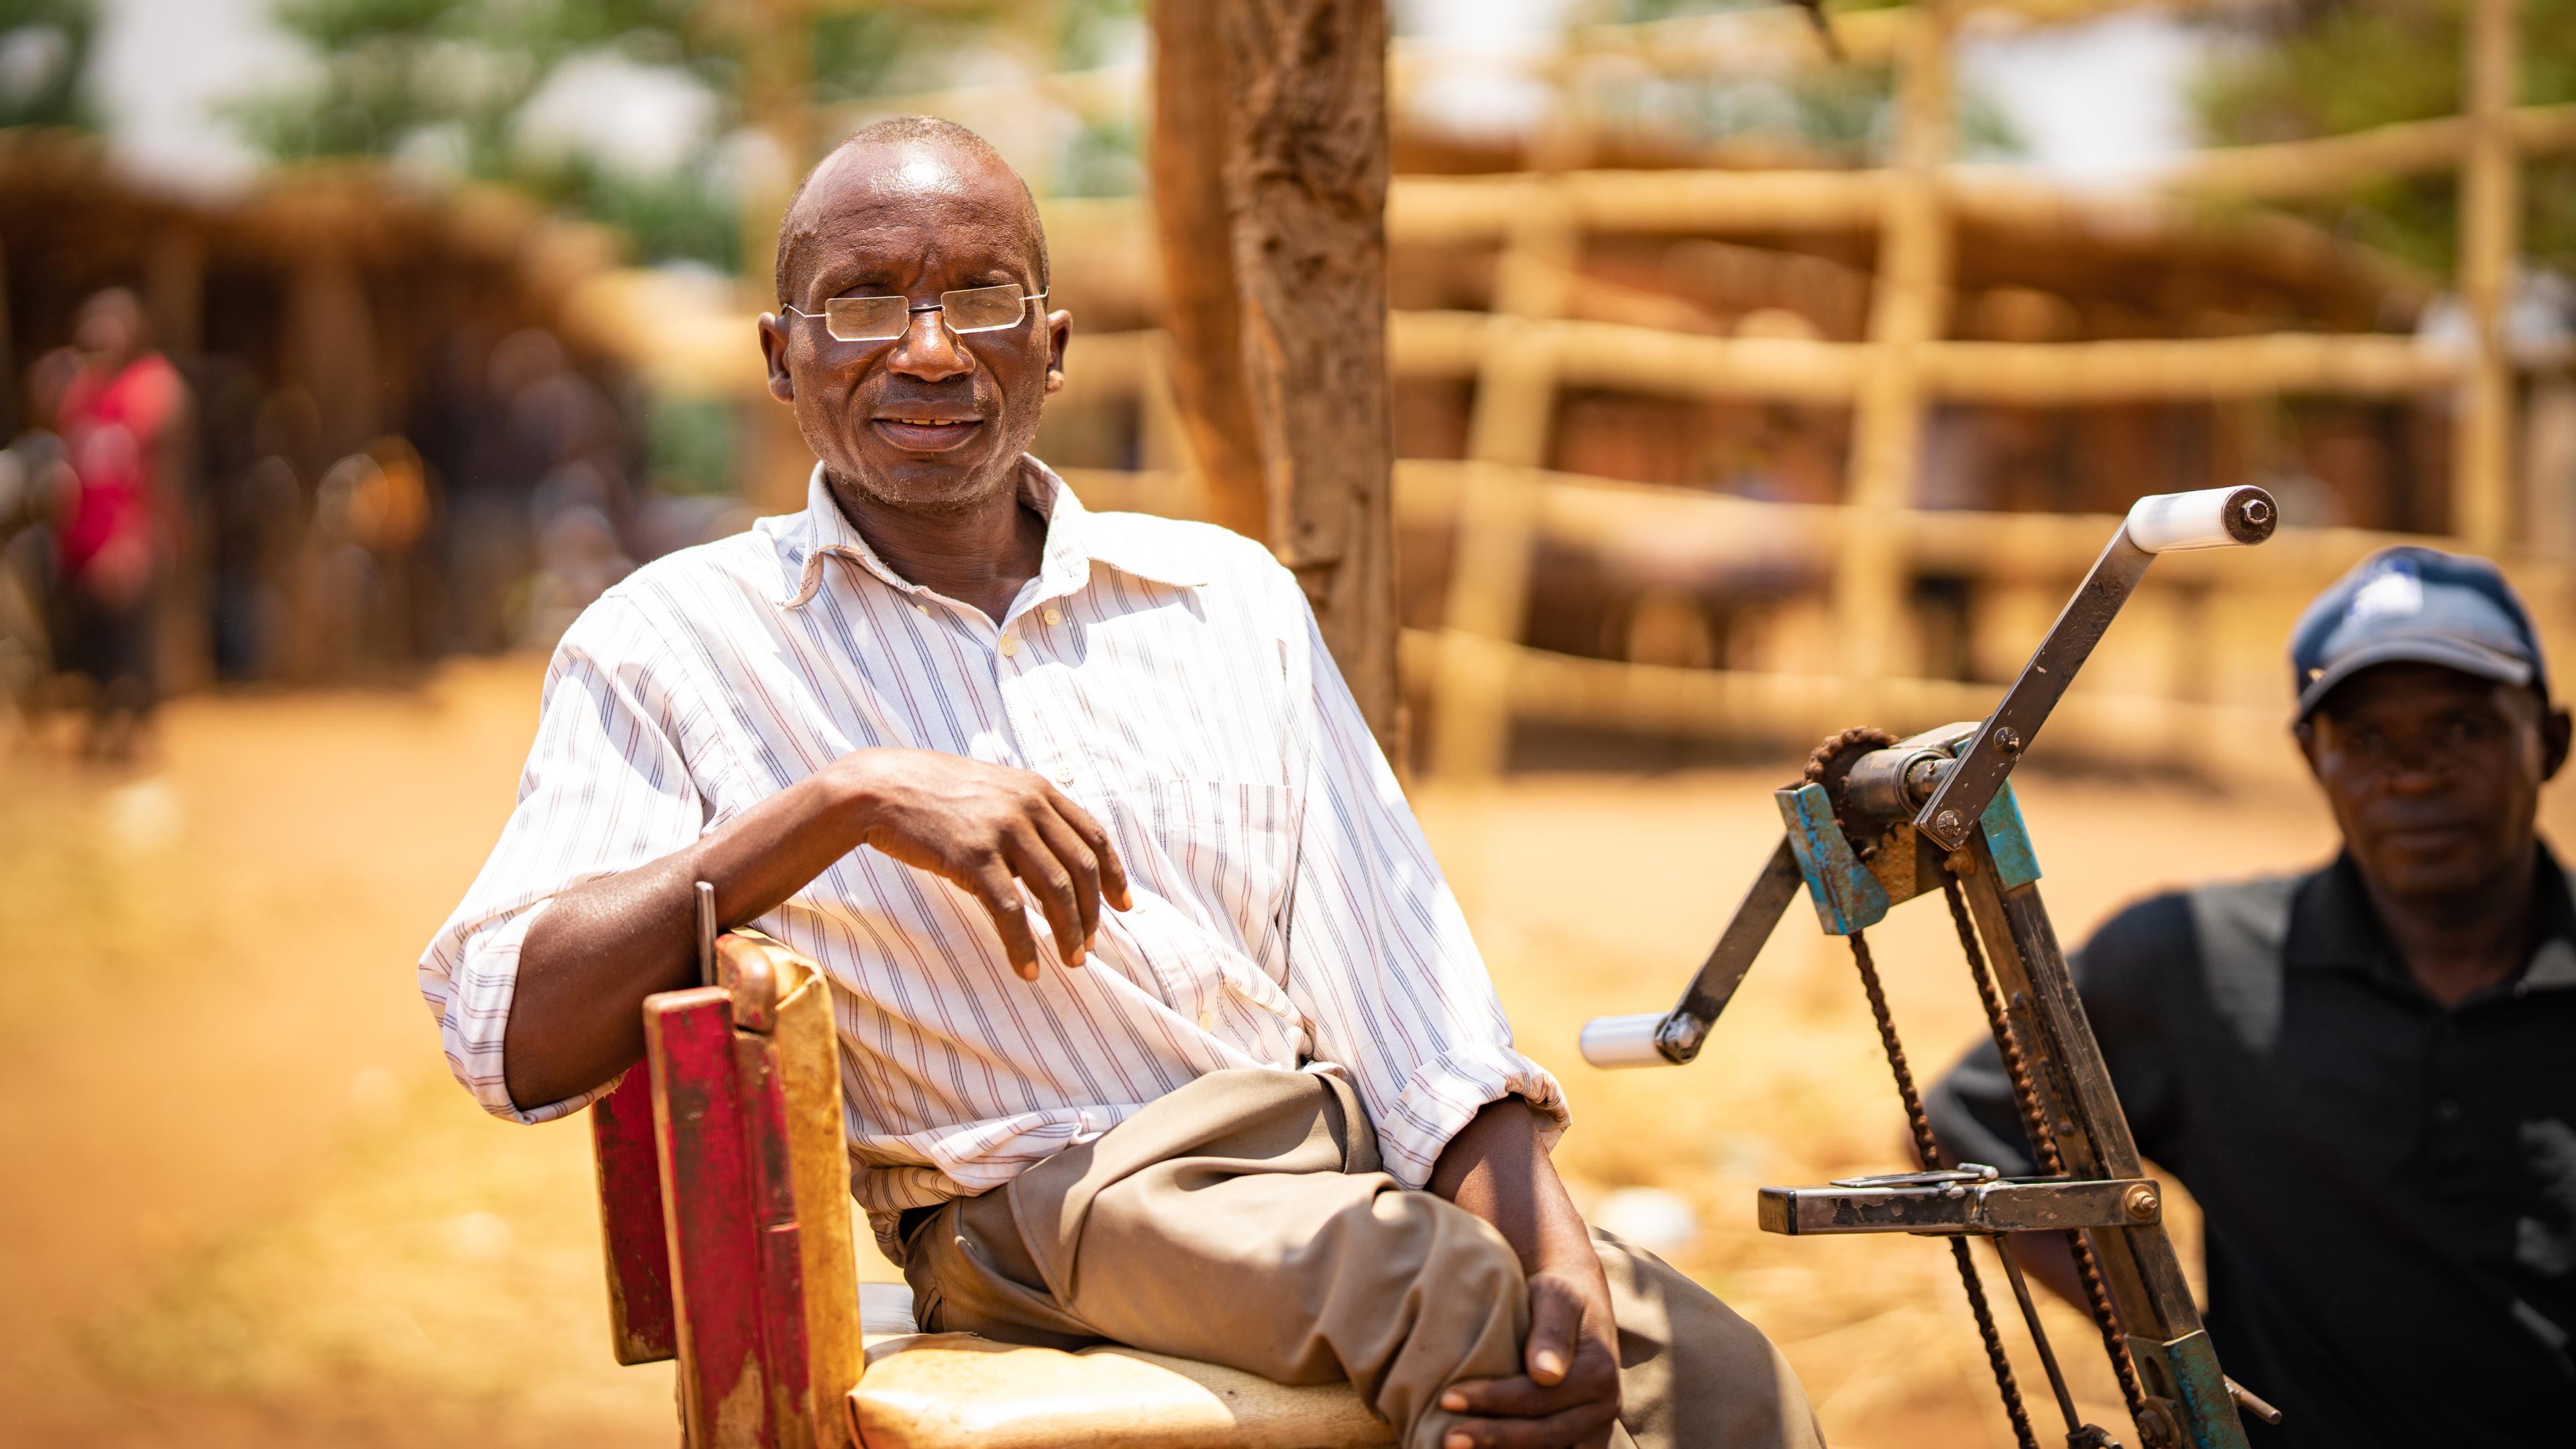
[782,283,1047,343]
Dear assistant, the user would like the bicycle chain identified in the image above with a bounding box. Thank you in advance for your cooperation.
[1941,877,2151,1427]
[1807,729,2042,1449]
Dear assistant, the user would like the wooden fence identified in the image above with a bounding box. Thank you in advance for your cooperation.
[592,0,2576,782]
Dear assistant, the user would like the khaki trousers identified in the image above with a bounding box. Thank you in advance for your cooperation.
[901,1068,1823,1449]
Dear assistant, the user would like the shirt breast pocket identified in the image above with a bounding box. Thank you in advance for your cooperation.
[1144,778,1297,972]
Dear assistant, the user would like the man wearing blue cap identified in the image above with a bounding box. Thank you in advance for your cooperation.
[1927,546,2575,1447]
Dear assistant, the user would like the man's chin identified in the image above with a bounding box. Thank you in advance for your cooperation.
[2361,845,2508,904]
[833,441,1012,511]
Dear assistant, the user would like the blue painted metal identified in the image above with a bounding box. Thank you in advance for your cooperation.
[2133,1328,2253,1449]
[1979,780,2043,890]
[1776,784,1890,935]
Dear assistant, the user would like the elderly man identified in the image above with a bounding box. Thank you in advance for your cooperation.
[1929,547,2576,1447]
[423,118,1818,1449]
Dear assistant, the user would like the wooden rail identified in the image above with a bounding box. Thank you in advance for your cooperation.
[1061,461,2572,772]
[616,1,2561,779]
[1407,315,2460,404]
[1063,462,2542,592]
[1399,628,2306,786]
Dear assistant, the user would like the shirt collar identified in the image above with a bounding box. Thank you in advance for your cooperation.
[780,455,1205,610]
[2285,841,2576,996]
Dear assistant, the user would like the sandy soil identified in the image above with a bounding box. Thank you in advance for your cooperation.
[5,657,2565,1446]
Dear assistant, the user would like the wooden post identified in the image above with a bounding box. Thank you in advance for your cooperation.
[0,231,17,441]
[735,0,812,306]
[144,228,205,358]
[286,246,379,456]
[1148,0,1271,541]
[1835,2,1954,686]
[1215,0,1403,757]
[1428,213,1575,781]
[2454,0,2519,553]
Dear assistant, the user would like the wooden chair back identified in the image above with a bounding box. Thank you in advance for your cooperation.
[592,932,861,1448]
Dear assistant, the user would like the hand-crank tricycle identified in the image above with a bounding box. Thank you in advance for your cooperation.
[1582,485,2286,1449]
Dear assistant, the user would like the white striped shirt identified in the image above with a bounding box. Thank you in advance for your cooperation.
[421,458,1565,1236]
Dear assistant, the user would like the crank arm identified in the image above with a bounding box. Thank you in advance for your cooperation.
[1578,836,1803,1067]
[1915,486,2275,851]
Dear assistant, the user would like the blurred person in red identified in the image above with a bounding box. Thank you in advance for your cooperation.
[55,288,189,759]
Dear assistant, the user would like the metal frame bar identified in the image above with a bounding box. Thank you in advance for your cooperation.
[1758,1175,2159,1236]
[1915,530,2153,849]
[1951,835,2249,1449]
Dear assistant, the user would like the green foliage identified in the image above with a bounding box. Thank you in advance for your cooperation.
[0,0,99,130]
[645,394,735,496]
[1059,112,1141,197]
[1056,0,1144,70]
[240,0,749,266]
[2192,0,2576,273]
[243,0,1150,266]
[1607,0,1904,24]
[520,154,743,273]
[1585,2,2022,162]
[806,0,1138,107]
[808,7,988,109]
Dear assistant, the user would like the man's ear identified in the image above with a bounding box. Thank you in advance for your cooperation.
[757,313,796,405]
[2293,717,2325,782]
[1043,308,1071,396]
[2542,704,2572,782]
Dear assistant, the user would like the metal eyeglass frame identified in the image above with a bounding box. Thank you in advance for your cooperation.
[780,284,1049,343]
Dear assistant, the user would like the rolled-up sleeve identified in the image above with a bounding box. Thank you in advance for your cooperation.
[418,596,710,1124]
[1277,601,1567,1189]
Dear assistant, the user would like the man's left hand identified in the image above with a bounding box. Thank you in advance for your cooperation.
[1436,1224,1623,1449]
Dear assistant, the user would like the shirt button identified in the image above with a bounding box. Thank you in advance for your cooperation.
[1197,1009,1217,1030]
[1055,767,1075,786]
[997,634,1018,657]
[1042,606,1063,627]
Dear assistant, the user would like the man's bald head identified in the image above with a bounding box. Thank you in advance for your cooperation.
[773,116,1050,305]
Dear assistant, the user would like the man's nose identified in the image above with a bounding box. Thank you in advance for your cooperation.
[2381,739,2455,791]
[886,307,972,382]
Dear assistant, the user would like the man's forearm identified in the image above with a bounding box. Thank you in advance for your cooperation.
[502,745,1128,1113]
[503,768,866,1111]
[1429,1095,1623,1434]
[1428,1097,1588,1273]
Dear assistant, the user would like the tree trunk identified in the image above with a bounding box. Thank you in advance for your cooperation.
[1147,1,1269,544]
[1216,0,1403,759]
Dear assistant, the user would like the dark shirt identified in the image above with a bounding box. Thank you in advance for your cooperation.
[1925,846,2576,1448]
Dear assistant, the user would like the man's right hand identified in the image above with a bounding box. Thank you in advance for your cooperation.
[832,749,1132,979]
[506,746,1133,1112]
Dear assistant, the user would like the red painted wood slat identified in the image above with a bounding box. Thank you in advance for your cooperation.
[737,1026,818,1447]
[592,1068,678,1365]
[649,986,775,1447]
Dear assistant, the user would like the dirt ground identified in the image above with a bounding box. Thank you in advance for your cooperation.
[7,657,2567,1446]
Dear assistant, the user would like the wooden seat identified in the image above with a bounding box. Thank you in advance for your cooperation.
[849,1284,1392,1449]
[592,931,1390,1448]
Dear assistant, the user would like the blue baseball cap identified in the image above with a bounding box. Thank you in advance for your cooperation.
[2290,546,2548,720]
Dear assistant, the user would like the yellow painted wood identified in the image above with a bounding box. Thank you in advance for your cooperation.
[722,932,865,1449]
[849,1334,1393,1449]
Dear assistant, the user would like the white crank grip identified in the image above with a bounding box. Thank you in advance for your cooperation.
[2120,485,2277,553]
[1579,1012,1674,1069]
